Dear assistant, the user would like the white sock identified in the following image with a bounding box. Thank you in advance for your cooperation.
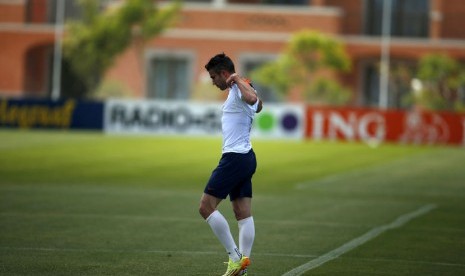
[206,210,241,261]
[238,216,255,257]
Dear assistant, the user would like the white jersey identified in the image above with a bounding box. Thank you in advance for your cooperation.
[221,84,259,154]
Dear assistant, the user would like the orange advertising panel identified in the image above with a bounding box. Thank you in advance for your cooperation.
[306,106,465,146]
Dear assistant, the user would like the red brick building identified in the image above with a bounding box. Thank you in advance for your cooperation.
[1,0,464,108]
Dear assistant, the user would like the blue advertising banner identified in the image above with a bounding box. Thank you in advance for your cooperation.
[0,98,104,130]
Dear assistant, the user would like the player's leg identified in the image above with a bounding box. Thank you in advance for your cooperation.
[230,150,256,276]
[230,152,255,258]
[231,197,253,276]
[199,192,221,219]
[203,150,255,275]
[200,193,242,262]
[200,151,243,262]
[232,197,252,220]
[232,197,255,258]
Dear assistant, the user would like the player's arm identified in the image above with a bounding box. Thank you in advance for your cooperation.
[255,98,263,113]
[226,73,258,106]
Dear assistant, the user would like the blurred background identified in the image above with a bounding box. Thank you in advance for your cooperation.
[1,3,465,275]
[1,0,464,144]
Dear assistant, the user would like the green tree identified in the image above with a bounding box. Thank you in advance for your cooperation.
[387,60,416,109]
[404,53,465,112]
[251,30,351,105]
[63,0,181,97]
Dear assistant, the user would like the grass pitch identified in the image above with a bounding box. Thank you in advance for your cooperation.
[1,130,464,275]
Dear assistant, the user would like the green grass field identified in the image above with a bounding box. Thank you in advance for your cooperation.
[1,130,464,275]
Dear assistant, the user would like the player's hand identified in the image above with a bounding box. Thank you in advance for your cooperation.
[256,99,263,113]
[226,73,238,87]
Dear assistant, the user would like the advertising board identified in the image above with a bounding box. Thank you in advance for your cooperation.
[253,104,305,139]
[105,99,305,139]
[105,99,222,135]
[0,98,103,130]
[306,106,465,146]
[3,98,462,146]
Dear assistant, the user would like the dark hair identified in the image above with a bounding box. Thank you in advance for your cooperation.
[205,53,235,73]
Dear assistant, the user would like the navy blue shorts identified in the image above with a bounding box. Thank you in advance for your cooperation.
[204,149,257,201]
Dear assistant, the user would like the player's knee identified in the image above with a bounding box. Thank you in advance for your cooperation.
[198,204,207,219]
[199,202,212,220]
[233,208,251,221]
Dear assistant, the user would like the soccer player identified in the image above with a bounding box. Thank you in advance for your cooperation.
[199,53,262,276]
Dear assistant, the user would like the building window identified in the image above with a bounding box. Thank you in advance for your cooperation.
[362,63,380,107]
[32,1,122,24]
[181,0,311,5]
[240,55,281,103]
[365,0,429,37]
[261,0,310,5]
[182,0,212,2]
[146,52,192,100]
[362,60,415,109]
[44,0,84,23]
